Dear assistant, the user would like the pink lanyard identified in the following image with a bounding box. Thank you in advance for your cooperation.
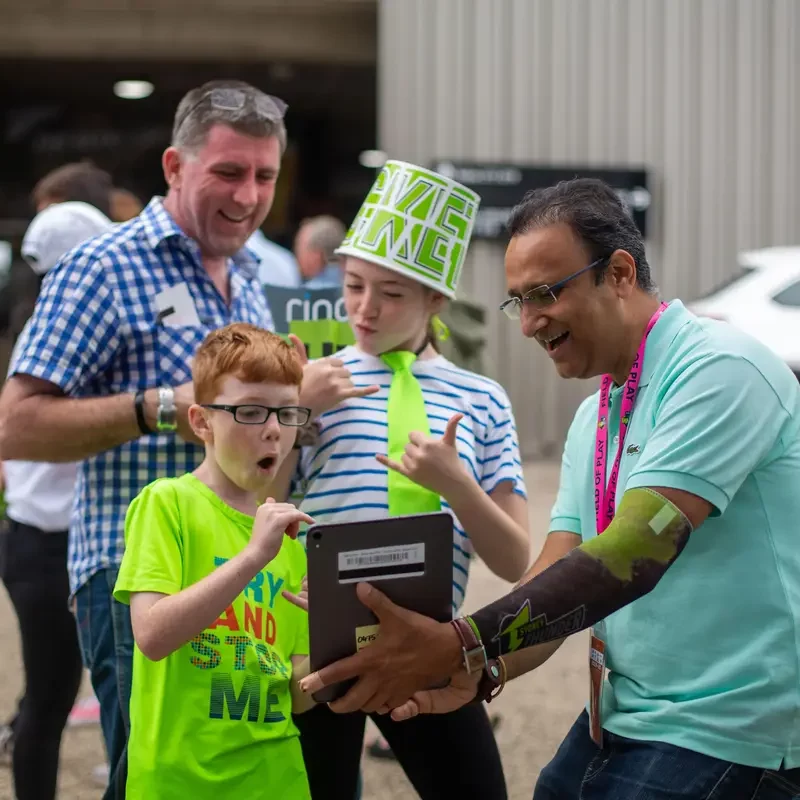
[594,303,668,534]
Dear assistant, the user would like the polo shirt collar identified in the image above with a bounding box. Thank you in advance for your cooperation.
[638,299,691,387]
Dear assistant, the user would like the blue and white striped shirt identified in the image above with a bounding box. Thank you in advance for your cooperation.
[295,347,527,611]
[10,197,273,595]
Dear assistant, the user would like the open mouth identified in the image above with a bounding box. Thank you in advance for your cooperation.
[219,210,248,224]
[257,456,277,471]
[542,332,570,352]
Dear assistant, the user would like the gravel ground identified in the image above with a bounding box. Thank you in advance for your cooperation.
[0,461,586,799]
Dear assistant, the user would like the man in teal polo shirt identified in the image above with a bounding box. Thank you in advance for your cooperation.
[297,178,800,798]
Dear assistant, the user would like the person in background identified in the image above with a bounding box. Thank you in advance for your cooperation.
[31,161,113,217]
[110,188,144,223]
[0,162,115,355]
[248,226,299,286]
[0,199,113,800]
[29,171,123,749]
[292,215,346,289]
[254,215,345,290]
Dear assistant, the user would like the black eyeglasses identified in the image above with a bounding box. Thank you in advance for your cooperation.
[499,256,608,319]
[200,404,311,426]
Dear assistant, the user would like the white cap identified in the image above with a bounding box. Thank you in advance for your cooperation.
[22,201,114,275]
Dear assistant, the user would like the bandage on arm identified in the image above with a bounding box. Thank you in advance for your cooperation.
[469,488,693,658]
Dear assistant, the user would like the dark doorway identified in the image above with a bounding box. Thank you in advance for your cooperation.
[0,57,377,249]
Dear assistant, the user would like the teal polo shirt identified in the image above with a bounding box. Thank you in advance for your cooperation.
[550,299,800,768]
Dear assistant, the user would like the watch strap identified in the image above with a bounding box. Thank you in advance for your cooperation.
[450,616,488,675]
[133,389,153,436]
[473,657,507,705]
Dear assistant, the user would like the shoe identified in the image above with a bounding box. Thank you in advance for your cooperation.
[0,724,13,768]
[67,695,101,728]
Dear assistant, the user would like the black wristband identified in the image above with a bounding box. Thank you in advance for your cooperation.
[134,389,153,436]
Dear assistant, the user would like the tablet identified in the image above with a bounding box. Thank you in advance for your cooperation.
[306,511,454,704]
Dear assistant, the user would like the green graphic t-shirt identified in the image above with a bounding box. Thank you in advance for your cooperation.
[114,474,310,799]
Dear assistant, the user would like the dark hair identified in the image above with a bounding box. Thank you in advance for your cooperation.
[506,178,656,293]
[31,161,113,217]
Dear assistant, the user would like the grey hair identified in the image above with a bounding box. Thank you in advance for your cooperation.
[300,215,347,262]
[507,177,657,294]
[172,79,288,154]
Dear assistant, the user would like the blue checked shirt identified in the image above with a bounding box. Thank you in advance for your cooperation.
[10,198,273,595]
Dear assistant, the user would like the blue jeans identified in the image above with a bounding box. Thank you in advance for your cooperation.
[534,711,800,799]
[74,567,133,800]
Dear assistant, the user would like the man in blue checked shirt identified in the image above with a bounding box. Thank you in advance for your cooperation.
[0,79,376,800]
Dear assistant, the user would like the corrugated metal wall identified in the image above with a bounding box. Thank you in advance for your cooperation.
[377,0,800,458]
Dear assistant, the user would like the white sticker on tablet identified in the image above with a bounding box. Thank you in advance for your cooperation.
[337,543,425,584]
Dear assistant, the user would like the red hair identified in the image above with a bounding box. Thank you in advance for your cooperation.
[192,323,302,404]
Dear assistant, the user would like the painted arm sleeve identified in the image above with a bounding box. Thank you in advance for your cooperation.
[468,487,692,657]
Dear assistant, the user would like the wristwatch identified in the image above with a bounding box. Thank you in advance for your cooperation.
[133,389,153,436]
[450,617,507,704]
[450,617,489,674]
[156,387,178,432]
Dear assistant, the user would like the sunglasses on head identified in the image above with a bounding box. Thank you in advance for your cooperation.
[175,87,288,137]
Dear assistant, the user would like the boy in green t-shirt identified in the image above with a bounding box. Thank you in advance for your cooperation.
[114,323,316,799]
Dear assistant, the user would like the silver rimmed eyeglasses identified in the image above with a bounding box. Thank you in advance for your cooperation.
[499,256,608,320]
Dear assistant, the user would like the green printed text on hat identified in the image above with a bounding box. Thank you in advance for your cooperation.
[335,160,480,298]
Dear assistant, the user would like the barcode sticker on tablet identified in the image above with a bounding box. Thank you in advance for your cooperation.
[338,543,425,584]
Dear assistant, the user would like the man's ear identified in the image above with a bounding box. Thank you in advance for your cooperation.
[606,249,638,297]
[162,147,183,190]
[188,404,213,444]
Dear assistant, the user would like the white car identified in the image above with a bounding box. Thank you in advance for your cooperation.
[688,246,800,377]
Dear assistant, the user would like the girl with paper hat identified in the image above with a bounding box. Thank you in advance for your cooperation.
[291,161,530,799]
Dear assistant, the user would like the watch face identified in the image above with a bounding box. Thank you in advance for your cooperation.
[157,388,178,430]
[158,387,176,408]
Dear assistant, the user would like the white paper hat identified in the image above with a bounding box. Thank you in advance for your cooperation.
[22,201,113,275]
[335,160,480,298]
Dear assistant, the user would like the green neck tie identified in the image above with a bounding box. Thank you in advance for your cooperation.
[380,351,442,516]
